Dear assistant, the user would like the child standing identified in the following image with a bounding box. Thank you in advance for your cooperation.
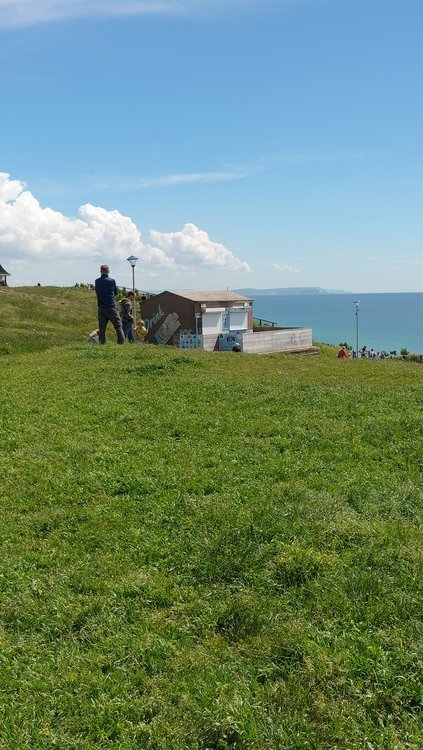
[119,291,136,342]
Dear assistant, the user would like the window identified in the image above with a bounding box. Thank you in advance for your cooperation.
[230,310,249,330]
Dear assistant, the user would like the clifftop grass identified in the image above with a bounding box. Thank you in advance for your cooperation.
[0,285,98,354]
[0,288,422,749]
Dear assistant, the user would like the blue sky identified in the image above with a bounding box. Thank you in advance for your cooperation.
[1,0,422,292]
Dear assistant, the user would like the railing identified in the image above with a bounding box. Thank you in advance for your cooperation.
[253,317,277,328]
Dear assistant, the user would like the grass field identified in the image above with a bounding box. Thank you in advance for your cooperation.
[0,285,100,354]
[0,287,422,748]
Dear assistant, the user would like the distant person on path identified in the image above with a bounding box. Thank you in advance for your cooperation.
[119,291,136,342]
[337,345,348,359]
[95,264,125,345]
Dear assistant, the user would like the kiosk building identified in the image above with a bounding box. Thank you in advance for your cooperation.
[141,289,313,354]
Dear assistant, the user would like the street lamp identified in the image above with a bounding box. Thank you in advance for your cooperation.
[127,255,138,328]
[354,300,360,358]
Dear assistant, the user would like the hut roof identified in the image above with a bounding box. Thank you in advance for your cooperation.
[167,289,252,303]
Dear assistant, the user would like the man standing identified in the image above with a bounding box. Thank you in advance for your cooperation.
[95,264,125,344]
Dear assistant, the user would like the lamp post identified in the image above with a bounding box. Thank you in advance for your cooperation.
[354,300,360,358]
[127,255,138,328]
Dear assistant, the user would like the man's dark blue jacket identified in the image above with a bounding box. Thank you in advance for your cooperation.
[95,274,118,308]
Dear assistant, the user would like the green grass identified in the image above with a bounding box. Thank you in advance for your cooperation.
[0,285,101,354]
[0,289,422,748]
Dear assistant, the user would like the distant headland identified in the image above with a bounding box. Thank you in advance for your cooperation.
[235,287,349,296]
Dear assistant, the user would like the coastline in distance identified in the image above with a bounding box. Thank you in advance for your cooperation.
[235,287,350,296]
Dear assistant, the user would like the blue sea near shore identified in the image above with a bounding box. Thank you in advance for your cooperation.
[252,293,422,354]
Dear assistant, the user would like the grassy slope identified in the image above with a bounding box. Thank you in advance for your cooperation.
[0,286,102,354]
[0,290,422,749]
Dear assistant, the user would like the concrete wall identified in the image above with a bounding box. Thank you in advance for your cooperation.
[242,327,312,353]
[202,334,220,351]
[200,327,313,353]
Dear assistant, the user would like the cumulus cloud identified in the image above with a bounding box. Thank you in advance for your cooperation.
[150,223,251,272]
[0,172,250,274]
[0,172,169,266]
[272,262,299,273]
[0,172,23,202]
[0,0,280,28]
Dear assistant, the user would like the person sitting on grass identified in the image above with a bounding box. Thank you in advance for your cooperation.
[135,318,148,343]
[88,328,100,343]
[119,291,136,343]
[337,345,348,359]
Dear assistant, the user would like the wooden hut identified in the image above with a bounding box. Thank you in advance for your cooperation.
[0,265,10,286]
[141,290,253,348]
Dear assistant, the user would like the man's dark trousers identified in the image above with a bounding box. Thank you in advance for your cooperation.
[98,307,125,344]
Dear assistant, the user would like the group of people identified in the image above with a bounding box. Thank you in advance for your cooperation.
[359,346,385,359]
[89,264,147,344]
[337,345,385,359]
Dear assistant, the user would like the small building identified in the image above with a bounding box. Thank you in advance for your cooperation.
[141,289,313,353]
[141,290,253,348]
[0,265,10,286]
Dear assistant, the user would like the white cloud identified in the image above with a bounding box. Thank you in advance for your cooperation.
[150,223,251,272]
[0,172,250,274]
[0,172,23,202]
[272,262,299,272]
[0,0,280,28]
[88,166,258,191]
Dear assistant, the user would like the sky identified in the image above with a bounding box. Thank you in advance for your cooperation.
[1,0,422,292]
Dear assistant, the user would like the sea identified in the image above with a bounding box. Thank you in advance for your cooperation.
[251,292,423,354]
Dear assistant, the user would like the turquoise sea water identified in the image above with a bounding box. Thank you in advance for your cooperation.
[252,293,422,354]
